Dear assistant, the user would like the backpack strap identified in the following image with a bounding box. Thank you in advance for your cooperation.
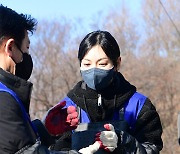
[112,92,146,130]
[124,92,147,130]
[0,82,40,141]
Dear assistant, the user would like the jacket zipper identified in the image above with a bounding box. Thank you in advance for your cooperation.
[98,94,102,106]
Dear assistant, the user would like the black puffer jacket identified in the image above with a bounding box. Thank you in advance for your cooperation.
[54,72,163,153]
[0,68,79,154]
[0,68,35,153]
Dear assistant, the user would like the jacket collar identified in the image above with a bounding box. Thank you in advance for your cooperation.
[0,68,33,113]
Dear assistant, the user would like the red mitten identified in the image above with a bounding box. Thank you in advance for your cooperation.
[44,101,79,136]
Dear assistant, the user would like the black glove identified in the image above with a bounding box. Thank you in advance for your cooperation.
[50,131,72,151]
[32,119,55,147]
[114,130,136,153]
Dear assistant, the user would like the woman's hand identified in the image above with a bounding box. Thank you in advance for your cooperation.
[79,123,118,154]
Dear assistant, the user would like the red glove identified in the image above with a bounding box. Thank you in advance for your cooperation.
[44,101,79,136]
[95,124,118,152]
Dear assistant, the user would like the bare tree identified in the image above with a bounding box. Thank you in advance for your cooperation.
[90,2,139,57]
[139,0,180,153]
[30,20,81,119]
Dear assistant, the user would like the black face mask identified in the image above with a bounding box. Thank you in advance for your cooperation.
[15,52,33,81]
[13,43,33,80]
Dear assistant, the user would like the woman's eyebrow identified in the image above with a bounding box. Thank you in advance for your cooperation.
[82,57,108,62]
[99,57,108,60]
[82,59,91,61]
[97,58,109,61]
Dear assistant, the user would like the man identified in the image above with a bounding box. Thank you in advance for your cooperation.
[0,5,80,154]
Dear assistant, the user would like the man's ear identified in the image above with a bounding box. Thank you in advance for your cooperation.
[116,56,121,71]
[5,38,15,57]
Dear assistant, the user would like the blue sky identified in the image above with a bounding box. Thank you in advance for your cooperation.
[1,0,143,45]
[1,0,141,22]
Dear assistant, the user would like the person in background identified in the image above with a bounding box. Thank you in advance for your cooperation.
[178,112,180,145]
[44,30,163,153]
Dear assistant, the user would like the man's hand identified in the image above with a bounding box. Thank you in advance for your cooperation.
[44,101,79,136]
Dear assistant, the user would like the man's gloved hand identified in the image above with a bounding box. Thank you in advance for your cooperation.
[44,101,79,136]
[79,124,118,154]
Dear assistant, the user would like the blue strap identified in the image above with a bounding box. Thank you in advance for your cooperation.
[0,82,40,140]
[124,92,147,129]
[62,93,146,130]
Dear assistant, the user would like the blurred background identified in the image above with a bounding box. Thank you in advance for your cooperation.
[1,0,180,153]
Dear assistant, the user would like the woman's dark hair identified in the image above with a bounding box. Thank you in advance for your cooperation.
[78,30,120,67]
[0,5,37,47]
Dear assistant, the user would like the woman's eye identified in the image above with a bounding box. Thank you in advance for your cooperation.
[99,63,107,66]
[84,63,90,66]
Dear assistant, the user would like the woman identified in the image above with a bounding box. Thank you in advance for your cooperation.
[45,30,163,153]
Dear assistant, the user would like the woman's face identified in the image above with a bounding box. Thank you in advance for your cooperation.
[80,45,114,71]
